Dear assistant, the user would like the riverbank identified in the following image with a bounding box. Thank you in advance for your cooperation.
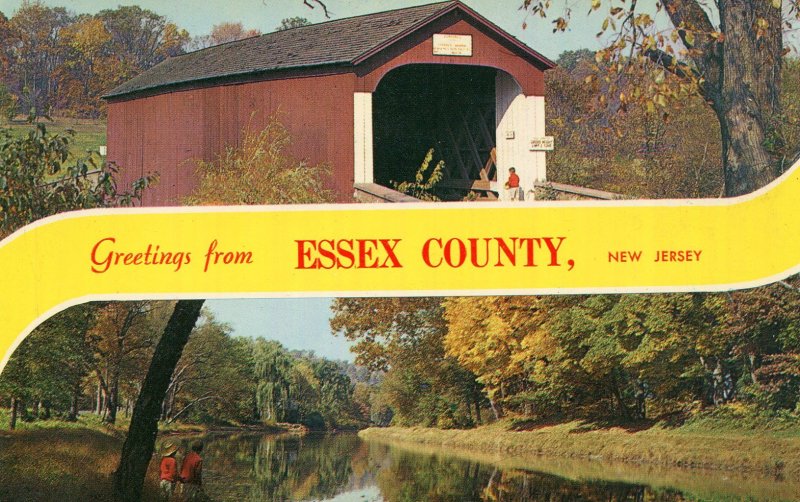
[0,413,299,501]
[0,427,160,501]
[359,413,800,477]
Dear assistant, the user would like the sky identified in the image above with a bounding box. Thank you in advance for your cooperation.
[203,297,354,361]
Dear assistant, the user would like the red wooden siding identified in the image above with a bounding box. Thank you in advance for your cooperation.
[108,73,356,206]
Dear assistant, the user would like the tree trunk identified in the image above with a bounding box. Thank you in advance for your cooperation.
[9,396,18,430]
[610,372,632,420]
[717,0,782,196]
[105,360,122,424]
[488,397,502,420]
[96,380,102,415]
[104,386,117,424]
[68,381,80,421]
[113,300,204,502]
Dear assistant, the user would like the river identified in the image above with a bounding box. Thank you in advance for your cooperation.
[177,432,799,501]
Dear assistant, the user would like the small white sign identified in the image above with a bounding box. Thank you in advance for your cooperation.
[433,34,473,57]
[99,145,107,156]
[530,137,554,151]
[505,131,515,140]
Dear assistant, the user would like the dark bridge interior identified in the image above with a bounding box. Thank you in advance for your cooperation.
[372,64,497,199]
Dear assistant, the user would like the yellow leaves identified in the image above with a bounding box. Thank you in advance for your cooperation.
[772,0,781,8]
[755,17,770,39]
[684,30,695,47]
[552,17,568,32]
[654,70,666,84]
[443,297,551,391]
[591,0,602,10]
[633,13,653,28]
[62,18,112,54]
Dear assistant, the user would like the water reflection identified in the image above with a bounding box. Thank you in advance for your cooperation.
[194,433,793,502]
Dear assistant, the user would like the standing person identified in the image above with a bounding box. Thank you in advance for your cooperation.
[179,441,204,501]
[505,167,521,201]
[158,442,179,501]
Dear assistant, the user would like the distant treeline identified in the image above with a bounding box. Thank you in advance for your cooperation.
[0,2,294,119]
[0,302,369,430]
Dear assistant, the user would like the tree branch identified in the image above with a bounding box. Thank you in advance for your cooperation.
[166,395,220,424]
[660,0,722,100]
[303,0,330,18]
[644,48,695,80]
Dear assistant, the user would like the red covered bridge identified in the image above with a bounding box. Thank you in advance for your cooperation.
[104,1,556,204]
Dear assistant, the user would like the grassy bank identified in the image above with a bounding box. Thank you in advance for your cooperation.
[360,410,800,477]
[0,426,161,501]
[0,411,295,501]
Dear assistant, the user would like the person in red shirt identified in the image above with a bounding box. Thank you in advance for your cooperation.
[180,441,204,500]
[158,442,179,501]
[505,167,521,201]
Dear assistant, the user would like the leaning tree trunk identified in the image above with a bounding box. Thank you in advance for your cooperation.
[717,0,782,196]
[113,300,204,502]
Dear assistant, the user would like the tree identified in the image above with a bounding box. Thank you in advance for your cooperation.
[253,339,294,422]
[545,55,725,198]
[0,123,151,238]
[277,17,311,31]
[113,300,204,502]
[444,296,554,419]
[89,301,169,424]
[331,297,482,427]
[56,16,118,117]
[0,82,17,121]
[210,21,260,43]
[162,311,252,424]
[528,0,799,195]
[185,116,332,205]
[5,1,72,114]
[97,6,188,78]
[190,22,261,50]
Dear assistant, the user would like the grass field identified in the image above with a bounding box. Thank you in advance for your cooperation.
[2,117,106,161]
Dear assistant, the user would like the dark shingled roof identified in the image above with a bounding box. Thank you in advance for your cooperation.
[104,1,553,99]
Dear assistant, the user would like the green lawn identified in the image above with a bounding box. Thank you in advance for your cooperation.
[2,117,106,161]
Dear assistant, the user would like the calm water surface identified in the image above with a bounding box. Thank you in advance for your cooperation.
[190,433,797,502]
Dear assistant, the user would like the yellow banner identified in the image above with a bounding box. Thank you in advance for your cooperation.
[1,157,799,369]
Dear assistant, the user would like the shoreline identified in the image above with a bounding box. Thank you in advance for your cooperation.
[358,421,800,477]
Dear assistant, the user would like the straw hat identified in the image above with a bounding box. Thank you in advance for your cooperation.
[161,442,178,457]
